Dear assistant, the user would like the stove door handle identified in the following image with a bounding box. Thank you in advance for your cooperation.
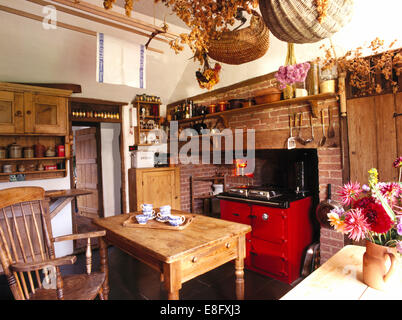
[248,214,257,219]
[232,213,240,217]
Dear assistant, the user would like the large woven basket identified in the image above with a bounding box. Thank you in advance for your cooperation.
[259,0,354,43]
[207,11,270,65]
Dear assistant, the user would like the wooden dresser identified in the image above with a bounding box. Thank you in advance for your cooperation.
[128,167,181,211]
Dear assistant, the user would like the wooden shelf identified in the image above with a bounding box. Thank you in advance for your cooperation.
[71,117,121,123]
[193,176,225,182]
[0,157,67,161]
[133,100,161,105]
[0,169,66,176]
[173,92,338,124]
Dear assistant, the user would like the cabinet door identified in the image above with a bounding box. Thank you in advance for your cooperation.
[250,205,287,244]
[220,200,251,225]
[0,91,24,134]
[142,169,179,210]
[25,93,67,134]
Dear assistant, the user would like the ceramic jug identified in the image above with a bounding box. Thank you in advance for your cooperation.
[363,241,397,291]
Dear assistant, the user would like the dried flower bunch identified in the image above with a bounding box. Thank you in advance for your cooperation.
[315,0,329,23]
[328,161,402,253]
[154,0,259,60]
[317,38,399,95]
[103,0,136,16]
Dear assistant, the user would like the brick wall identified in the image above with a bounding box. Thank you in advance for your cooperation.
[177,77,346,264]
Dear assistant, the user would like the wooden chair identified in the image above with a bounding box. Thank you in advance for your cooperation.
[0,187,109,300]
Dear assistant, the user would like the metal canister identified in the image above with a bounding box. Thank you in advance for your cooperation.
[9,143,22,158]
[0,147,6,159]
[24,147,34,158]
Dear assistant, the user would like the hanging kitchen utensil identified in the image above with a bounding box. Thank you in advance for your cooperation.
[296,113,308,145]
[319,109,327,146]
[302,113,314,144]
[287,114,296,149]
[315,184,343,229]
[327,108,335,138]
[207,9,270,65]
[258,0,354,44]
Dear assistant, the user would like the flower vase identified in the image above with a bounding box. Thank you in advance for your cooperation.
[362,241,397,291]
[283,84,295,99]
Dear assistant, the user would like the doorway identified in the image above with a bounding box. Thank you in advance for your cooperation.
[69,98,126,252]
[71,124,103,250]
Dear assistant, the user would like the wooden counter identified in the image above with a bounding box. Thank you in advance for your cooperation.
[280,245,402,300]
[45,189,92,219]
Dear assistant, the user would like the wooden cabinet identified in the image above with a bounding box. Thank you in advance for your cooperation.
[0,83,72,182]
[132,98,162,146]
[128,167,181,211]
[0,91,24,134]
[26,93,68,135]
[0,83,69,135]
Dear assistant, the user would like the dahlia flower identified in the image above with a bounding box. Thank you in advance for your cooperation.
[343,208,370,242]
[339,182,361,206]
[328,211,345,233]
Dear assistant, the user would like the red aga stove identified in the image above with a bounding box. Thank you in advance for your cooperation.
[217,185,313,284]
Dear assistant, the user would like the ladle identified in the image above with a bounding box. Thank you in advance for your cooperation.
[319,109,326,146]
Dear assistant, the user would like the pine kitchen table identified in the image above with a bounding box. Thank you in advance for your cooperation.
[92,211,251,300]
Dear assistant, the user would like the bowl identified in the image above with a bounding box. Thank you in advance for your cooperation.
[254,87,282,104]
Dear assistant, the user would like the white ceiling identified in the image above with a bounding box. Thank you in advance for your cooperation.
[114,0,189,29]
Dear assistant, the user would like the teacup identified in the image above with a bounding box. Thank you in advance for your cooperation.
[157,210,171,221]
[141,203,153,211]
[142,209,155,219]
[159,205,171,213]
[167,215,185,226]
[135,214,148,225]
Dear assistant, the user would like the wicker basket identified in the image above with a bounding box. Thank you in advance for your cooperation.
[207,11,270,65]
[258,0,354,43]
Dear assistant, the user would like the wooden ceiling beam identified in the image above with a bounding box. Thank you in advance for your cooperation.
[26,0,170,44]
[50,0,178,40]
[0,4,164,54]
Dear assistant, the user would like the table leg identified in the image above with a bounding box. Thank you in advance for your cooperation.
[163,261,182,300]
[235,235,246,300]
[99,237,110,300]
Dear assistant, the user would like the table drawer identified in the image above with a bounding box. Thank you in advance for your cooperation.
[181,238,238,282]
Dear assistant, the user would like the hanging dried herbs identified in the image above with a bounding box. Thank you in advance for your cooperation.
[154,0,259,61]
[317,38,399,96]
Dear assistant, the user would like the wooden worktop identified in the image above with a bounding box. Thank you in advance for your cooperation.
[280,245,402,300]
[45,189,92,199]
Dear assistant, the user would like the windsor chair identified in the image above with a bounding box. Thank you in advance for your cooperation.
[0,187,109,300]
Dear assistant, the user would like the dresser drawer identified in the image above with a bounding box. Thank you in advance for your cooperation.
[181,238,239,282]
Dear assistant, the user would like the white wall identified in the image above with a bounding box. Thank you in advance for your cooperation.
[100,122,121,217]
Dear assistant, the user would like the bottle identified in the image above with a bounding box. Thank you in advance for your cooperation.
[185,101,190,119]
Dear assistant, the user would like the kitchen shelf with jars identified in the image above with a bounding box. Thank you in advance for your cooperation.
[0,82,72,182]
[132,94,163,146]
[167,92,339,128]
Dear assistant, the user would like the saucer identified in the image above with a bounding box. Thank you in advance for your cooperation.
[156,217,167,223]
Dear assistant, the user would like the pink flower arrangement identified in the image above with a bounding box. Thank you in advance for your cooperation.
[328,162,402,253]
[275,62,311,89]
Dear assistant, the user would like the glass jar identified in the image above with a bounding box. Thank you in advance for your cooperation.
[295,81,308,97]
[319,64,338,93]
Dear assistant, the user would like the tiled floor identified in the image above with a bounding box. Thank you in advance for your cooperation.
[0,246,296,300]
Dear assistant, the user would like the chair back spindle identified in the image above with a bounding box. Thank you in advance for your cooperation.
[0,187,53,300]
